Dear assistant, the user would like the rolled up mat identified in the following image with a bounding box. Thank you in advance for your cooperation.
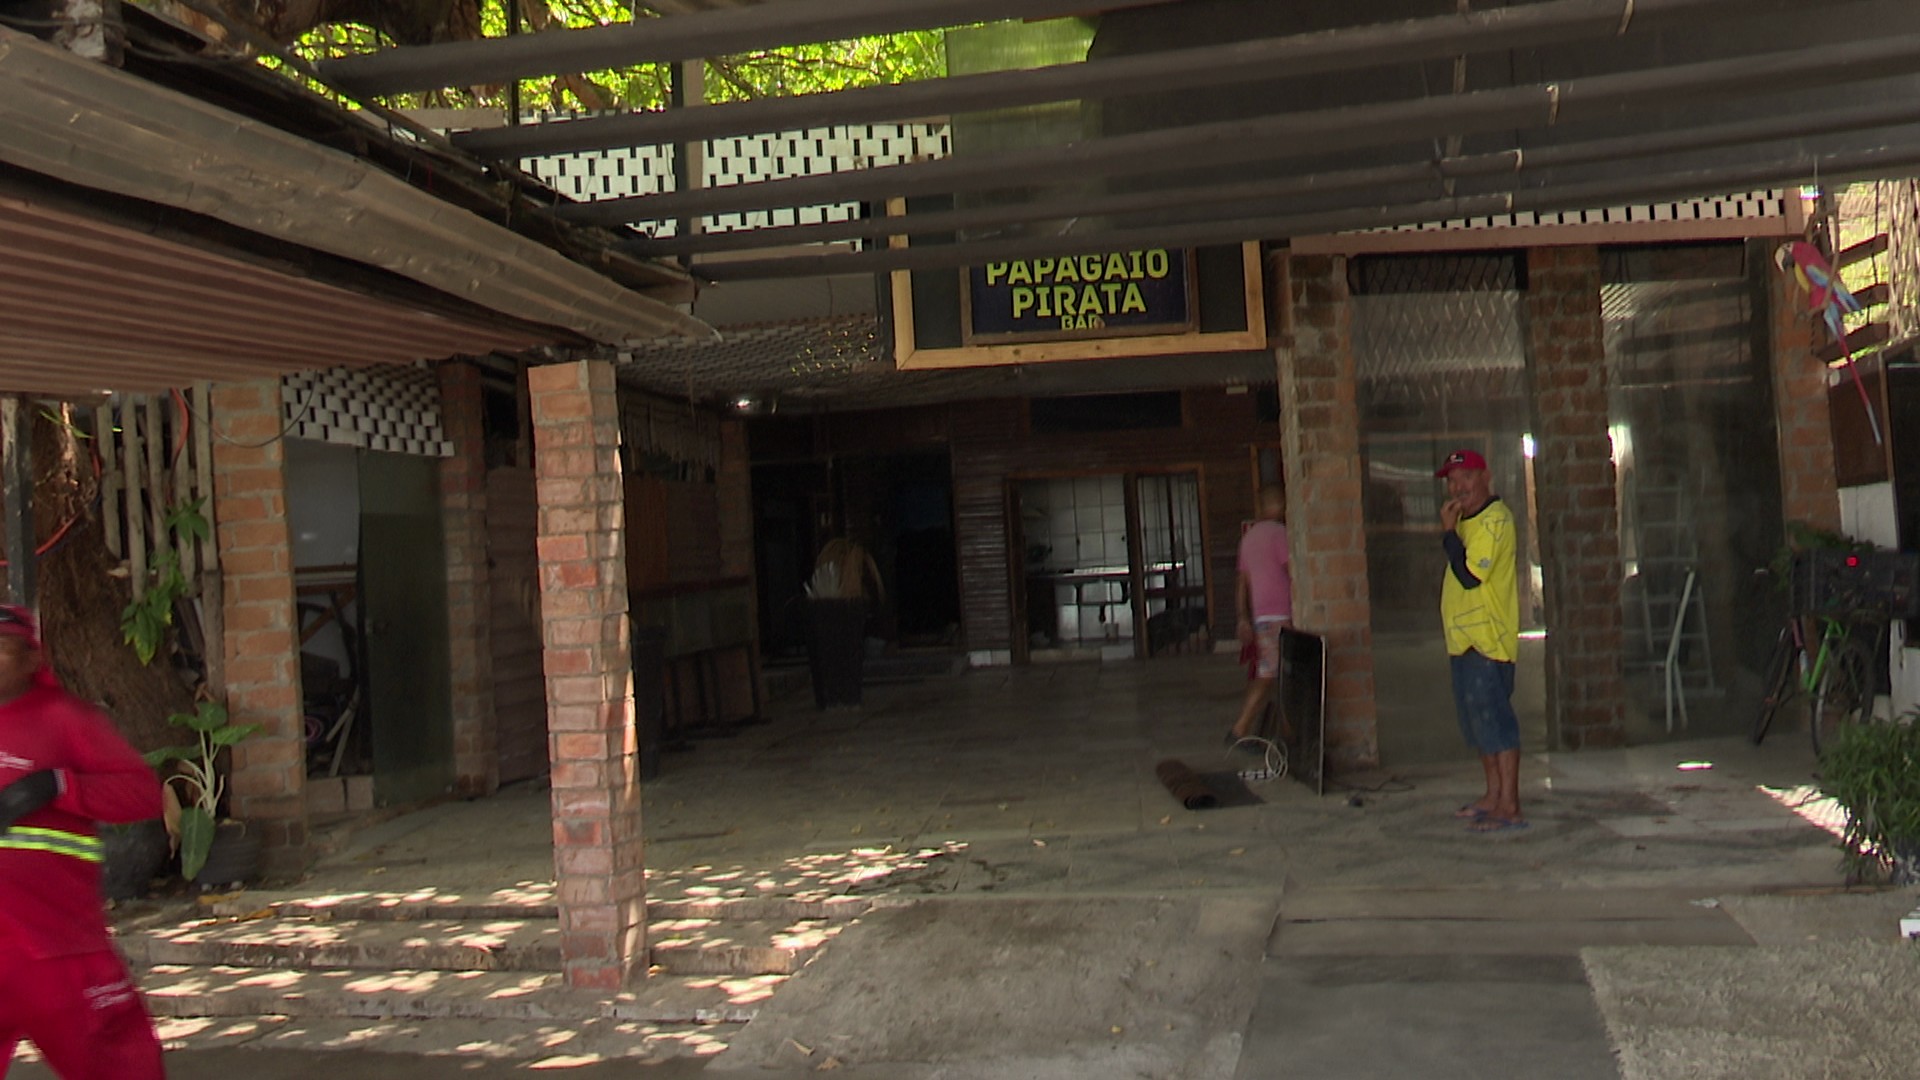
[1155,758,1218,810]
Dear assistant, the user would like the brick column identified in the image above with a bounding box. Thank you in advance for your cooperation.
[1525,246,1628,750]
[438,361,498,797]
[1768,252,1843,533]
[1280,254,1379,769]
[209,379,308,875]
[527,360,644,990]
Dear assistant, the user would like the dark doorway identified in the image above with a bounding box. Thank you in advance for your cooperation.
[753,461,829,662]
[357,451,455,806]
[875,451,960,647]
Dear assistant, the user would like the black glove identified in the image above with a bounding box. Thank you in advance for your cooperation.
[0,770,59,832]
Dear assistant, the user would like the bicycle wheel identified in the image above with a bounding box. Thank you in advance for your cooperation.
[1810,637,1874,757]
[1751,623,1799,746]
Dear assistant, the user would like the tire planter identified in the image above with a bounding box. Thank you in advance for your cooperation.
[99,819,171,901]
[193,820,263,887]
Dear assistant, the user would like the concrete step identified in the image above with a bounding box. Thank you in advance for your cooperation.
[200,891,873,925]
[121,915,561,973]
[648,917,844,976]
[136,962,773,1024]
[150,1011,728,1066]
[124,906,858,977]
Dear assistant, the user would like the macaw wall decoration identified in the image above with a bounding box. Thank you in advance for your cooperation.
[1777,239,1881,445]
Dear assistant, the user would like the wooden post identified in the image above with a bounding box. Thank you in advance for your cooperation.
[1,396,33,607]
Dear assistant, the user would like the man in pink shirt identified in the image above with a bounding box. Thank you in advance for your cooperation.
[1229,486,1292,744]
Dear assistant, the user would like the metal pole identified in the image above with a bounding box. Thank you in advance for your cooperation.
[561,30,1920,227]
[1,396,36,608]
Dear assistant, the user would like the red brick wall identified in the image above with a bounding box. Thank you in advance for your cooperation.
[527,360,645,990]
[1525,247,1627,749]
[209,379,309,874]
[437,361,498,797]
[1280,254,1379,769]
[1769,259,1842,533]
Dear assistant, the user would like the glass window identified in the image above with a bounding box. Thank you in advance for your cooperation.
[1351,253,1544,764]
[1603,243,1784,737]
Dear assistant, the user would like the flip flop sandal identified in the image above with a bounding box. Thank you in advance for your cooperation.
[1468,816,1530,834]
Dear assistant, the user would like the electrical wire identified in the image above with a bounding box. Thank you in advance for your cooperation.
[1225,735,1287,784]
[173,385,319,449]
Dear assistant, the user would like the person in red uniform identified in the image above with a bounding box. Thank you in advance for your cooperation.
[0,605,166,1079]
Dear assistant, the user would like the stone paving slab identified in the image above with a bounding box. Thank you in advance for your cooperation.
[1239,954,1621,1080]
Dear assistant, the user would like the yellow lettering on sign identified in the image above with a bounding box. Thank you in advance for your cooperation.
[1080,254,1104,281]
[1146,249,1170,278]
[1008,262,1033,286]
[985,263,1008,287]
[1012,288,1035,319]
[1121,283,1148,314]
[1056,258,1080,284]
[1033,258,1055,282]
[1105,253,1129,279]
[1054,285,1078,317]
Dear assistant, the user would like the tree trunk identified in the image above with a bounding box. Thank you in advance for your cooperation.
[30,405,194,753]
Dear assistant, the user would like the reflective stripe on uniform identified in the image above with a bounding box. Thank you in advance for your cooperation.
[0,825,104,863]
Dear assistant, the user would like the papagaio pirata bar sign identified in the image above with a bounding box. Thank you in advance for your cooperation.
[962,248,1197,344]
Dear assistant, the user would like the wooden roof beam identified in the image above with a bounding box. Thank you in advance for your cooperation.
[558,31,1920,226]
[634,93,1920,257]
[694,139,1920,279]
[457,0,1774,159]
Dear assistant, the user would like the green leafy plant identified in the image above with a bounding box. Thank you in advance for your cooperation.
[142,701,260,882]
[1818,714,1920,882]
[1767,521,1874,588]
[120,498,211,665]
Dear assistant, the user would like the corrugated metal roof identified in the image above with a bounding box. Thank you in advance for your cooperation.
[615,314,1275,411]
[0,193,550,396]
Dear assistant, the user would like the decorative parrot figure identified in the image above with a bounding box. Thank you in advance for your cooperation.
[1777,239,1881,445]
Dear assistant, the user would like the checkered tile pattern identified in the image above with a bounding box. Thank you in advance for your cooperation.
[281,363,452,456]
[520,119,952,238]
[1372,190,1791,234]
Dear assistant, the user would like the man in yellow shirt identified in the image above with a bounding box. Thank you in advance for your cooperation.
[1436,449,1526,833]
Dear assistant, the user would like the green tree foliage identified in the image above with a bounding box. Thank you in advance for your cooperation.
[281,0,945,113]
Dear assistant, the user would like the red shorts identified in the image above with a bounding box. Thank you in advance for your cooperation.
[0,943,163,1080]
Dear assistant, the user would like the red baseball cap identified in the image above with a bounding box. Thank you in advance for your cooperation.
[1434,449,1488,477]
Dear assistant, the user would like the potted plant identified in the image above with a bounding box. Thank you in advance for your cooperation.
[1818,714,1920,884]
[143,700,263,886]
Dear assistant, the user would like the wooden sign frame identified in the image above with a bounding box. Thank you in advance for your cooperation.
[890,237,1266,371]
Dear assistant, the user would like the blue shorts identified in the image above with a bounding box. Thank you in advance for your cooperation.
[1450,650,1520,754]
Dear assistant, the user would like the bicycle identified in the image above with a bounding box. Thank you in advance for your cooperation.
[1751,611,1883,755]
